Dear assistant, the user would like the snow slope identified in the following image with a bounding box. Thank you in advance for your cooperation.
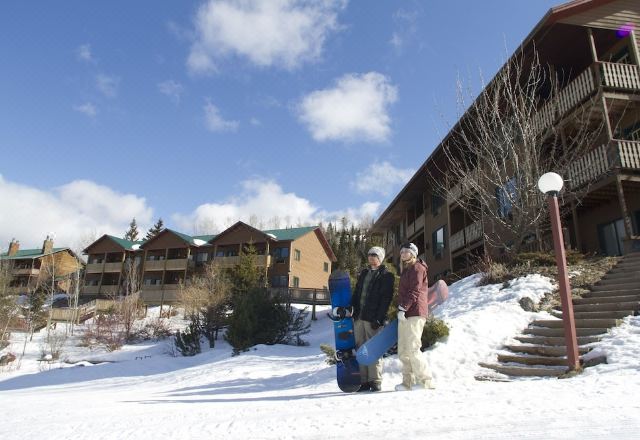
[1,275,639,439]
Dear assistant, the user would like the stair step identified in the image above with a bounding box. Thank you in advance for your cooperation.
[552,310,635,320]
[602,271,640,280]
[592,281,640,291]
[584,289,640,298]
[573,294,640,304]
[504,344,591,356]
[514,335,602,346]
[497,353,571,366]
[572,301,640,312]
[531,318,617,329]
[478,362,565,377]
[523,327,607,337]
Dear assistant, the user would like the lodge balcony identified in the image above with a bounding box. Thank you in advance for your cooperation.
[450,220,484,253]
[212,254,272,268]
[406,213,425,239]
[13,267,40,276]
[532,61,640,137]
[567,140,640,190]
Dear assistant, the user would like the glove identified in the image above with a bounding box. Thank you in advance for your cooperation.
[397,311,407,322]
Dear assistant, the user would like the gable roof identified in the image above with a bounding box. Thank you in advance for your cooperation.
[82,234,144,253]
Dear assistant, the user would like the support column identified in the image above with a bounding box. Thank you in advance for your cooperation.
[616,175,634,245]
[571,201,583,252]
[587,28,598,62]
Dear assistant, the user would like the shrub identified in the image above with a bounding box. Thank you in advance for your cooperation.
[224,287,289,354]
[421,317,449,349]
[174,322,201,356]
[320,344,337,365]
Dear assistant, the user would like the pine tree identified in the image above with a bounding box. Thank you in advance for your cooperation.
[124,218,139,241]
[145,218,164,241]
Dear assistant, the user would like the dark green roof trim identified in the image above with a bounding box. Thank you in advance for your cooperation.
[262,226,318,241]
[1,247,69,260]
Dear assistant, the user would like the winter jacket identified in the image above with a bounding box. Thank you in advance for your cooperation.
[398,259,429,318]
[351,265,395,324]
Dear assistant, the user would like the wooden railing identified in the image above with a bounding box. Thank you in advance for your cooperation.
[407,213,425,237]
[450,220,483,252]
[268,287,330,320]
[448,169,480,205]
[601,62,640,89]
[567,140,640,190]
[532,61,639,136]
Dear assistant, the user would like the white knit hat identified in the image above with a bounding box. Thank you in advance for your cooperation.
[400,242,418,258]
[368,246,385,262]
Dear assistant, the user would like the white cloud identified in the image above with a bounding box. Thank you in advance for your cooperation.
[76,44,95,63]
[390,8,420,54]
[297,72,398,143]
[158,80,184,104]
[250,117,262,126]
[204,99,239,132]
[0,175,153,253]
[187,0,345,74]
[73,102,97,118]
[172,178,379,233]
[351,161,415,196]
[96,74,120,98]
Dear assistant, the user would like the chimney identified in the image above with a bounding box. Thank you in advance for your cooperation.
[8,238,19,256]
[42,235,54,255]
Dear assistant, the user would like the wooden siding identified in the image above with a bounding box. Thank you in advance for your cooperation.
[289,230,331,289]
[558,0,640,56]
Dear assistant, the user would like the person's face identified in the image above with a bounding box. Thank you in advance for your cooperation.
[368,253,381,268]
[400,248,413,262]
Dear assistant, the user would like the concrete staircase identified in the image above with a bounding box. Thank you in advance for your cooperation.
[477,252,640,379]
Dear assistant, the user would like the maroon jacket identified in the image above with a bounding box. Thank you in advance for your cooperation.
[398,259,429,318]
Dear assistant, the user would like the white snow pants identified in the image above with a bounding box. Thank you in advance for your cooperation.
[398,316,432,388]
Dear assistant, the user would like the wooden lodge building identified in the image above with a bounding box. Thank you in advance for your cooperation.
[81,222,336,304]
[1,236,83,295]
[372,0,640,282]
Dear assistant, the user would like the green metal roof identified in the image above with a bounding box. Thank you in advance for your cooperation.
[262,226,317,241]
[193,234,217,242]
[1,247,69,260]
[106,235,145,251]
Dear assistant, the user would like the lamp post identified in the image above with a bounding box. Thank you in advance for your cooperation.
[537,173,580,371]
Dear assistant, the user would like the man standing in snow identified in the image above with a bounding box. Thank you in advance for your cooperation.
[351,246,394,392]
[395,242,434,391]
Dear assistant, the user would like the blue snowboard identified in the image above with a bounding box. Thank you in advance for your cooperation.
[356,279,450,366]
[328,270,361,393]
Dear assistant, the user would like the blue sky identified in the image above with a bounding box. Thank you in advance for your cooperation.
[0,0,561,250]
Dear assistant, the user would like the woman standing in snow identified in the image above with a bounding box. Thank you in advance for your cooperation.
[395,242,434,391]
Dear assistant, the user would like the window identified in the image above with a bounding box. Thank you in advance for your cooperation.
[431,193,444,216]
[273,247,289,263]
[293,276,300,288]
[196,252,208,262]
[294,249,301,261]
[271,275,288,287]
[432,226,446,259]
[496,177,517,219]
[323,262,329,272]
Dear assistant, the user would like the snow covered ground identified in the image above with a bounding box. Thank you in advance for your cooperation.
[1,274,639,439]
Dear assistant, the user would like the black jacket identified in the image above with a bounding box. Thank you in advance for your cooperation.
[351,265,395,324]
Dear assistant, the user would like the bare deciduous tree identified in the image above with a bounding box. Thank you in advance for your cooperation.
[429,47,605,256]
[179,261,230,348]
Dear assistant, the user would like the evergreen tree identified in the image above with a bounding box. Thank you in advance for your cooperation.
[145,218,164,241]
[124,218,139,241]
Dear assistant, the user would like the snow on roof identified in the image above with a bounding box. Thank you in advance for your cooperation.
[131,244,141,251]
[193,239,207,246]
[266,233,277,239]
